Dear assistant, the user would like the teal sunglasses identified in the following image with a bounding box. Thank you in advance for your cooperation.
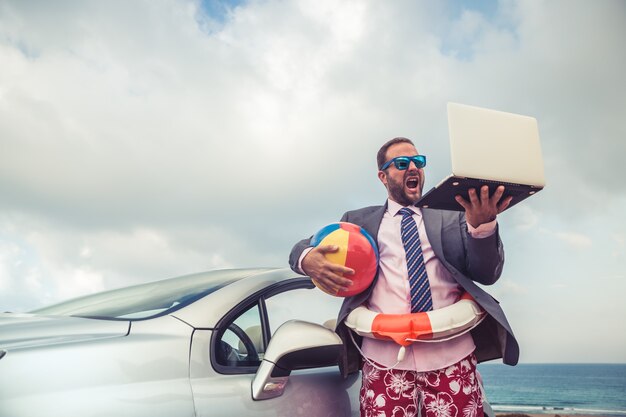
[380,155,427,171]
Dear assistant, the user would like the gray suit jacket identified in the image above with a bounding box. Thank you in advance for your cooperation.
[289,203,519,377]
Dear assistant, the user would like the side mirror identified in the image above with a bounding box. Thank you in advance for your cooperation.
[251,320,342,400]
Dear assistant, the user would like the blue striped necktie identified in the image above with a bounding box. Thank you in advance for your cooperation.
[398,207,433,313]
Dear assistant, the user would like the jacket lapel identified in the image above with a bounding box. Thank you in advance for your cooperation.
[422,208,444,260]
[363,202,387,242]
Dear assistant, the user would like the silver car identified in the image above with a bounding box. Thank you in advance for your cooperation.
[1,268,496,417]
[0,268,360,417]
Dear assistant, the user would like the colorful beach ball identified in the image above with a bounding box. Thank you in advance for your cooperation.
[310,222,379,297]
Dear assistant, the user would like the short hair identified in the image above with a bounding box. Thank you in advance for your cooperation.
[376,137,415,170]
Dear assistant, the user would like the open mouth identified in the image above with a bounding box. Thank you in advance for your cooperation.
[406,177,419,190]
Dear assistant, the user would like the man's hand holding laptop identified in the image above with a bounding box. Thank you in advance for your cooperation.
[455,185,513,228]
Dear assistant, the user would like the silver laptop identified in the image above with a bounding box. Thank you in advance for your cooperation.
[416,102,545,211]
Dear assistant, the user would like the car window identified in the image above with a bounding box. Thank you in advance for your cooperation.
[215,303,264,368]
[213,285,343,374]
[31,269,254,321]
[265,287,342,335]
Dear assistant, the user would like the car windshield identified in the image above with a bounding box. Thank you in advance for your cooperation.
[30,269,268,321]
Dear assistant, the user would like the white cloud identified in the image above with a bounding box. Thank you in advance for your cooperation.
[0,238,46,311]
[0,212,238,310]
[484,278,528,300]
[510,205,540,232]
[0,241,21,292]
[51,267,105,301]
[553,231,593,249]
[612,233,625,258]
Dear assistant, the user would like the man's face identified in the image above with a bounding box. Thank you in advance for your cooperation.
[378,142,425,206]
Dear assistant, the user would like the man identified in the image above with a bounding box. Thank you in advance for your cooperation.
[289,137,519,417]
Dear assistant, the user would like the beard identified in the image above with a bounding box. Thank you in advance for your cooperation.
[386,171,423,206]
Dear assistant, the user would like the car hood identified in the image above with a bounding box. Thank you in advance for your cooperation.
[0,313,130,351]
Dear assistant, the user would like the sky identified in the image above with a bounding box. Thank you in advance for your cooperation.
[1,0,625,363]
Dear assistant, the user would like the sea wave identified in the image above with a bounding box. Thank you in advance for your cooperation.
[491,404,626,416]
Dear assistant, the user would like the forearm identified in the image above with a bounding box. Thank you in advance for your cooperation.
[290,211,350,274]
[289,238,313,275]
[463,215,505,285]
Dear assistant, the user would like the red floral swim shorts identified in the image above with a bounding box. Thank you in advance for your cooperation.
[359,353,483,417]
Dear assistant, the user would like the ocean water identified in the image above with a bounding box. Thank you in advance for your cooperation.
[477,363,626,416]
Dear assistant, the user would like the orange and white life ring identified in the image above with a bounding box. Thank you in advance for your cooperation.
[345,292,486,347]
